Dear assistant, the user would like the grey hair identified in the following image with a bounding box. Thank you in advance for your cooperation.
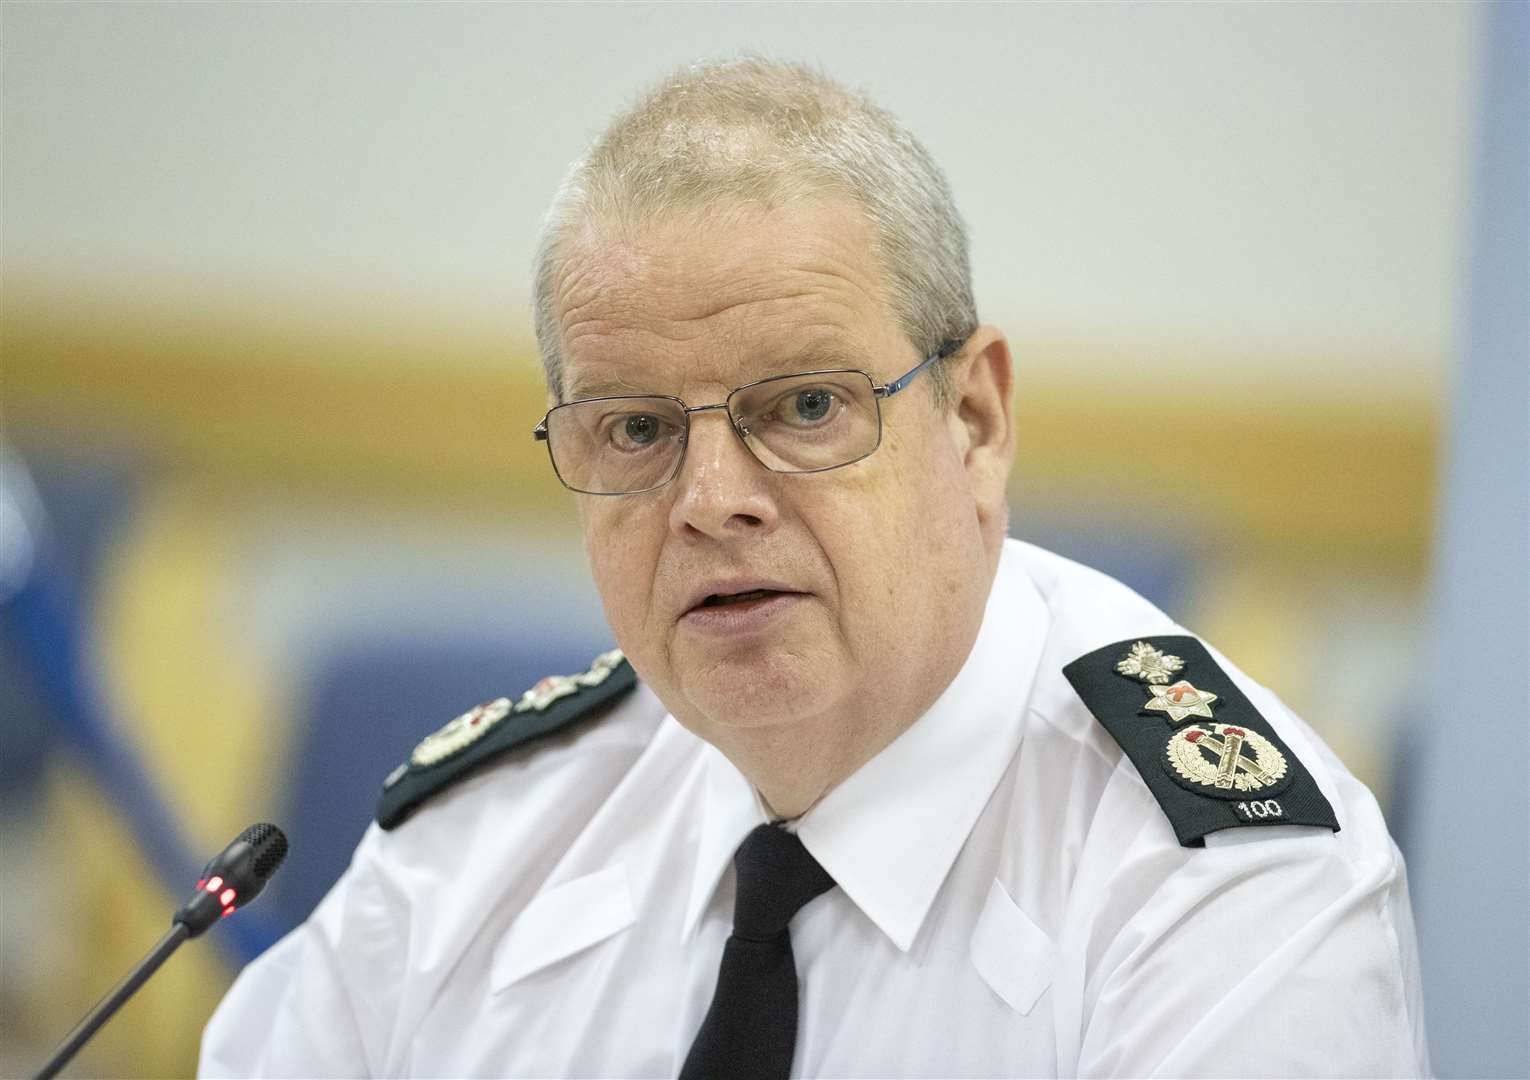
[531,56,979,406]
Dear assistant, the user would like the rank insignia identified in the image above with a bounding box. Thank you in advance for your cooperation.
[411,698,513,767]
[1064,635,1339,846]
[1143,679,1219,724]
[1166,723,1287,793]
[513,649,625,713]
[376,648,638,831]
[1115,641,1185,684]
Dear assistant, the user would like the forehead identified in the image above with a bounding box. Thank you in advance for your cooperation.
[554,196,903,397]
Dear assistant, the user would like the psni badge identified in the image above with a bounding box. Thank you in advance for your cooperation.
[411,698,513,767]
[1166,723,1288,794]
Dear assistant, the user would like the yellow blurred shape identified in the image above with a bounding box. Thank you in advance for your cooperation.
[97,480,295,849]
[31,765,233,1079]
[4,285,1437,561]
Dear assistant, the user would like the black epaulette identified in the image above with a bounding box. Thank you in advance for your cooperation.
[1063,635,1339,847]
[376,649,637,830]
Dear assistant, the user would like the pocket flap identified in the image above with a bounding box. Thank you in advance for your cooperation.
[492,865,635,990]
[969,878,1054,1015]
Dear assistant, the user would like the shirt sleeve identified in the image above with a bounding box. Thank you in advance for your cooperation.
[1073,819,1430,1078]
[199,826,401,1078]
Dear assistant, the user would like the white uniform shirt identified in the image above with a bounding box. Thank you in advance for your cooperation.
[201,540,1430,1078]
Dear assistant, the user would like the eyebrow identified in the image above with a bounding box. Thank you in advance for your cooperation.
[563,375,662,401]
[563,346,872,402]
[776,346,867,374]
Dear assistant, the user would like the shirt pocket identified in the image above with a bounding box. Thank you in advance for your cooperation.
[969,877,1054,1015]
[492,864,636,990]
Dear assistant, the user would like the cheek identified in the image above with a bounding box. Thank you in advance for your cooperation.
[859,425,971,594]
[811,452,934,613]
[580,502,664,632]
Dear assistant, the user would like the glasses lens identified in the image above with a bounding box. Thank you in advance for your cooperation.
[545,397,687,494]
[729,371,881,473]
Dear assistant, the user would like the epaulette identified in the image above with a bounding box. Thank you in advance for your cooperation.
[1063,635,1339,846]
[376,649,637,830]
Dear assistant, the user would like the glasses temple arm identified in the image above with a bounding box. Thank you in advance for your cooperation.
[875,338,966,399]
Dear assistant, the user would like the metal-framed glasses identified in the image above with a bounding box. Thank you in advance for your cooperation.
[533,339,964,495]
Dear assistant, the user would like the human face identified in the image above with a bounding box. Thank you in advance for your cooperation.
[553,197,1003,747]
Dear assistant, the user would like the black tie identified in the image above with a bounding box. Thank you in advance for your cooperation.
[680,823,837,1080]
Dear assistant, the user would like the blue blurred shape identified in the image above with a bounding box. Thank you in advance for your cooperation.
[0,447,285,962]
[1403,3,1530,1076]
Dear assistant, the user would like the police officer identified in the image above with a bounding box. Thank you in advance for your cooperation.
[202,58,1429,1078]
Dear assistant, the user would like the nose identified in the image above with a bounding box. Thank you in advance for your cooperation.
[667,408,780,541]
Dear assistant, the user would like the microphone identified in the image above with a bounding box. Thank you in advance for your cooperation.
[34,823,288,1080]
[174,822,290,936]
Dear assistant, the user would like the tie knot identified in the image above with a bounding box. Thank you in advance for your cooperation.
[730,824,836,940]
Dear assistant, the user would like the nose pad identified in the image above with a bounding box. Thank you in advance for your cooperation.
[679,408,754,473]
[676,404,756,466]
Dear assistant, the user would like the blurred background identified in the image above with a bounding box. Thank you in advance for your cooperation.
[2,3,1524,1077]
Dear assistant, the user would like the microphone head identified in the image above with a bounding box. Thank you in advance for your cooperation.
[175,823,289,936]
[233,823,289,884]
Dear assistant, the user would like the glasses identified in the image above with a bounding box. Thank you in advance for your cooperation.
[533,339,964,495]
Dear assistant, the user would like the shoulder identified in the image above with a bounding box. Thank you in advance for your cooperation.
[1004,541,1364,851]
[201,659,677,1076]
[348,653,670,962]
[994,547,1415,1026]
[375,650,667,832]
[337,655,671,967]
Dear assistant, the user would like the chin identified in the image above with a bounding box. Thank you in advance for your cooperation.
[674,646,841,731]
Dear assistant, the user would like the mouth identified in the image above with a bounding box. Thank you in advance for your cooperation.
[695,588,787,609]
[680,585,807,635]
[680,580,808,625]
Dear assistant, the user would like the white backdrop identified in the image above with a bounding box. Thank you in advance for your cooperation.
[4,2,1476,385]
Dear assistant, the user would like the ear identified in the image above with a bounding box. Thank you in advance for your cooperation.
[948,326,1015,531]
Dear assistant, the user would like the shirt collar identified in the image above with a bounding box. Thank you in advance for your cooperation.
[681,541,1051,950]
[682,740,766,940]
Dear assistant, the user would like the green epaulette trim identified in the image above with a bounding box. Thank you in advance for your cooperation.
[376,649,637,830]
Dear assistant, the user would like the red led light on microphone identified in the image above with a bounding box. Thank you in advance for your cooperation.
[194,877,240,919]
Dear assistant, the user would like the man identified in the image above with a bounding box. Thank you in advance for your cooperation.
[202,58,1429,1077]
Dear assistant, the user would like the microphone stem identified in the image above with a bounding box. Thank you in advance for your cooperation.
[34,922,191,1080]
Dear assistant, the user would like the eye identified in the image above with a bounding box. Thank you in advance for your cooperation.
[606,412,679,452]
[625,414,660,445]
[732,375,864,440]
[792,388,835,424]
[758,385,844,429]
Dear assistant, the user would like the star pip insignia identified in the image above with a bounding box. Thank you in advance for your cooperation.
[513,649,626,713]
[1143,679,1220,723]
[1114,641,1185,685]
